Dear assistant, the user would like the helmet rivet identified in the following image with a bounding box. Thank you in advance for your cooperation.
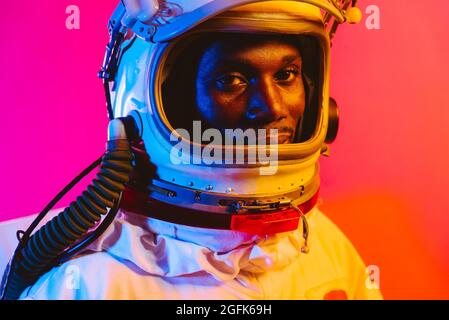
[226,187,234,193]
[346,7,363,24]
[188,182,194,187]
[206,185,213,191]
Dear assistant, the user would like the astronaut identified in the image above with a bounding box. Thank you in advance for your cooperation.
[0,0,382,300]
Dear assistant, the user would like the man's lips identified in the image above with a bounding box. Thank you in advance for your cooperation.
[219,127,295,145]
[260,130,293,144]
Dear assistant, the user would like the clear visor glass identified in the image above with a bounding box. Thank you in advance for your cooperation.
[160,32,323,149]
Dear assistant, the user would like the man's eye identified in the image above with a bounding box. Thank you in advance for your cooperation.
[215,75,247,90]
[275,68,300,82]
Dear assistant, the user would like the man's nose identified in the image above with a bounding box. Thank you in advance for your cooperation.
[246,77,286,124]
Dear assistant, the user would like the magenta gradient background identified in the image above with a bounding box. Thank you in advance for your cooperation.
[1,1,449,299]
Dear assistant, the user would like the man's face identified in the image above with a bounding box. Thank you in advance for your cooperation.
[195,37,306,144]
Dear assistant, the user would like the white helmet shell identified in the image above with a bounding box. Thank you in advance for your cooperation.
[110,0,357,214]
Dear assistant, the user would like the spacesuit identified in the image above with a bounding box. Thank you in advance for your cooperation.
[0,0,383,300]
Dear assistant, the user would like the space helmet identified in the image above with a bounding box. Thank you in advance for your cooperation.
[108,0,362,235]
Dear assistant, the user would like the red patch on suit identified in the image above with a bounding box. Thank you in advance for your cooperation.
[323,290,348,300]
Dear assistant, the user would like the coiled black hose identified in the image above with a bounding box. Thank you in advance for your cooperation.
[1,138,134,300]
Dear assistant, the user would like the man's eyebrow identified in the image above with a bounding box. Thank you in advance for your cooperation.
[217,54,302,71]
[217,58,256,71]
[281,55,302,66]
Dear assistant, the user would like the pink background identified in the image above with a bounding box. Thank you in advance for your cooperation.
[1,1,448,299]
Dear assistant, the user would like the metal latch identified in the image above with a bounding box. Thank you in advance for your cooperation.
[228,198,292,213]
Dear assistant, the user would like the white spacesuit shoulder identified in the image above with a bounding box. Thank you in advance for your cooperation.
[18,250,250,300]
[19,251,115,300]
[0,211,60,282]
[7,206,382,300]
[299,207,383,299]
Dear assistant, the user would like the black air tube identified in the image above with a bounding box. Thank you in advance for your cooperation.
[1,139,133,300]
